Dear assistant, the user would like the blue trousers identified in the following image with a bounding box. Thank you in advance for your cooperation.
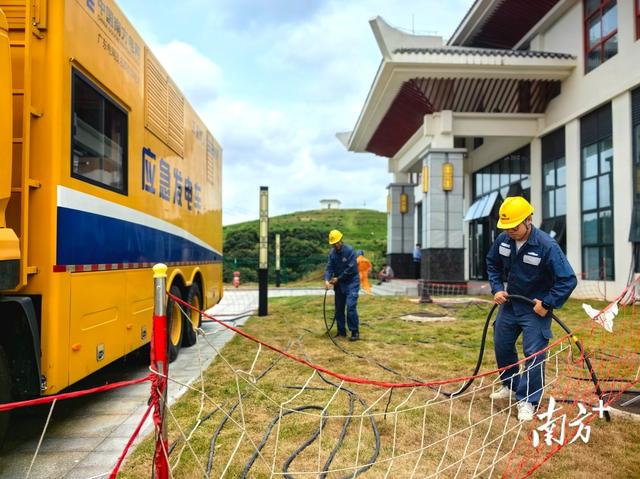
[334,286,359,334]
[493,305,552,405]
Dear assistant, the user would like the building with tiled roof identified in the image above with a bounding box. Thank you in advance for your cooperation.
[341,0,640,297]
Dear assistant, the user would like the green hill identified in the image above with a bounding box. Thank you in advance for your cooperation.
[223,209,386,283]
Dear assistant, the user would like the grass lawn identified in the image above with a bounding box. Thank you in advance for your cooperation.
[121,294,640,478]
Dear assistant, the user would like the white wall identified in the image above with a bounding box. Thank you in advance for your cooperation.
[538,0,639,298]
[541,0,640,133]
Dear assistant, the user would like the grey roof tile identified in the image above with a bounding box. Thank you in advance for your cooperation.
[394,47,575,60]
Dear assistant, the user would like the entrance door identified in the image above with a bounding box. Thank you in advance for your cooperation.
[469,218,495,280]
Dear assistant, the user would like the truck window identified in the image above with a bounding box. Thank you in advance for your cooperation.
[71,70,128,193]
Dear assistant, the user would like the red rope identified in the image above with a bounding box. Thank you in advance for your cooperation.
[0,374,152,412]
[109,399,155,479]
[170,293,571,389]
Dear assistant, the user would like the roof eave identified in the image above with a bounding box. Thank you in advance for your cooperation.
[448,0,497,46]
[347,54,575,155]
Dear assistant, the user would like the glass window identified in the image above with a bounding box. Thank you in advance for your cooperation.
[482,171,491,193]
[636,123,640,199]
[475,174,483,198]
[580,104,614,279]
[583,246,601,279]
[582,178,598,211]
[586,0,601,16]
[72,71,128,193]
[510,154,521,183]
[543,161,556,188]
[588,13,602,48]
[490,162,500,190]
[556,186,567,215]
[500,158,510,186]
[541,128,567,250]
[598,174,611,207]
[630,91,640,263]
[600,209,613,243]
[600,137,613,172]
[544,190,555,218]
[583,144,599,178]
[557,157,566,186]
[602,3,617,36]
[471,146,530,201]
[584,0,618,73]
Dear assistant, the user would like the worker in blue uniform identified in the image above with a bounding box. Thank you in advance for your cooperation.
[324,229,360,341]
[486,196,577,421]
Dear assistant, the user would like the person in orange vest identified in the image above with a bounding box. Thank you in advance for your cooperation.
[356,250,372,293]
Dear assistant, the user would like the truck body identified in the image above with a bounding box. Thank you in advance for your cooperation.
[0,0,223,442]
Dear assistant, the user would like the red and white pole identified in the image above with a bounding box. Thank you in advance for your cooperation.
[152,264,169,479]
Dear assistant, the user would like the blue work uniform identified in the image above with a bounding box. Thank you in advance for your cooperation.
[324,244,360,335]
[486,226,577,405]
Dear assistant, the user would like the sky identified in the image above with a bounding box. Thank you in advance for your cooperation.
[117,0,474,225]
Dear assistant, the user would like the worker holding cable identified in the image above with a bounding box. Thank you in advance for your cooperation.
[324,230,360,341]
[486,196,577,421]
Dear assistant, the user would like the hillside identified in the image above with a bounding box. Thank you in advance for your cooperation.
[222,209,386,283]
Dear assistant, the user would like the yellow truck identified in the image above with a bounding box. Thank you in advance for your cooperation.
[0,0,223,445]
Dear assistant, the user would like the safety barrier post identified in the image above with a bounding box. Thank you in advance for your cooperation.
[151,264,169,479]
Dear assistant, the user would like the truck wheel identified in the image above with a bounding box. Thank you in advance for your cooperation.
[0,345,11,449]
[182,283,202,347]
[166,284,184,363]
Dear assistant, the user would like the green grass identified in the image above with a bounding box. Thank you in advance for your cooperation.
[121,295,640,478]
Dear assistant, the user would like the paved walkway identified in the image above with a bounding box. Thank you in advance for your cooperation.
[0,284,423,478]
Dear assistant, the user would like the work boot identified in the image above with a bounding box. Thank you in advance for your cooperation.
[334,331,346,339]
[349,332,360,342]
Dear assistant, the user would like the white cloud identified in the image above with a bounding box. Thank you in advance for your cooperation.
[150,40,222,106]
[117,0,473,225]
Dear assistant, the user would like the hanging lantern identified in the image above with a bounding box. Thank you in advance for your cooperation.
[400,192,408,214]
[442,162,454,191]
[422,165,429,193]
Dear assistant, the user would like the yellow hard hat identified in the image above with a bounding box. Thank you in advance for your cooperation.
[328,229,343,244]
[497,196,534,229]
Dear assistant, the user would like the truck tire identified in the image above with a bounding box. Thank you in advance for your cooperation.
[0,345,11,449]
[166,284,184,363]
[182,283,202,347]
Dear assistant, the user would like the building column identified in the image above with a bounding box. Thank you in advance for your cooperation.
[565,119,582,278]
[387,181,414,278]
[530,137,542,222]
[421,149,465,282]
[612,91,633,296]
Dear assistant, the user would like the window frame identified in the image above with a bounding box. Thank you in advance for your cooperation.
[631,89,640,271]
[471,146,531,200]
[583,0,618,73]
[636,0,640,40]
[580,104,614,281]
[541,127,567,252]
[71,69,129,195]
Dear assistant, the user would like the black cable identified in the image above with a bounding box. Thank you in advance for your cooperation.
[281,347,380,478]
[323,288,336,337]
[205,351,286,476]
[317,393,356,479]
[503,295,611,422]
[320,285,480,395]
[240,405,325,479]
[314,371,381,479]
